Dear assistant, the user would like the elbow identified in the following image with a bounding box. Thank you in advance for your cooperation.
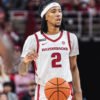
[70,64,77,72]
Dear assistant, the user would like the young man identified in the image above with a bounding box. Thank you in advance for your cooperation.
[20,0,82,100]
[3,82,18,100]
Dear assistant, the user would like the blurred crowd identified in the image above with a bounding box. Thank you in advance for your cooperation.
[0,0,100,12]
[0,0,100,100]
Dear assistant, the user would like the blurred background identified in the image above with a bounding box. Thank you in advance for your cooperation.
[0,0,100,100]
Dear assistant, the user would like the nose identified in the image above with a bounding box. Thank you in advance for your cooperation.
[56,11,62,18]
[56,14,60,18]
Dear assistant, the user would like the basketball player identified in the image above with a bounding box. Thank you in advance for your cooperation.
[20,0,82,100]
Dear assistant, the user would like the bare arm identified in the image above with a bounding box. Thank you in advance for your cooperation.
[70,56,82,100]
[18,59,29,76]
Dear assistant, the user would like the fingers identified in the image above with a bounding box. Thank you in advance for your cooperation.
[26,50,38,62]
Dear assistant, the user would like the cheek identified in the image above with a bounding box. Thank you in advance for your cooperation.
[46,14,55,21]
[61,14,62,18]
[49,17,56,24]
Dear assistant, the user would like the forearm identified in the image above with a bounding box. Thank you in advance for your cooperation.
[71,65,82,93]
[18,60,29,75]
[18,49,38,75]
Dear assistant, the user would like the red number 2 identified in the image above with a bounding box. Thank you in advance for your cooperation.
[51,53,62,68]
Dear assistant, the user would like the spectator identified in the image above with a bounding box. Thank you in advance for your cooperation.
[59,0,73,11]
[0,40,13,73]
[4,22,20,46]
[24,0,38,41]
[78,0,90,12]
[0,8,7,33]
[78,0,96,15]
[1,0,12,10]
[59,0,80,11]
[3,82,18,100]
[22,81,36,100]
[0,84,4,93]
[12,45,21,73]
[0,57,14,99]
[14,73,35,100]
[10,0,28,10]
[0,9,13,72]
[88,0,96,16]
[0,57,10,91]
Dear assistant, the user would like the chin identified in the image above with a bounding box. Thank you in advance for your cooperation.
[55,23,61,27]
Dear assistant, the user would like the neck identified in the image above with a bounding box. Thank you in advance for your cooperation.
[47,25,60,35]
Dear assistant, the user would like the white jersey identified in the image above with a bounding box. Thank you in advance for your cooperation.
[21,30,79,100]
[21,30,79,86]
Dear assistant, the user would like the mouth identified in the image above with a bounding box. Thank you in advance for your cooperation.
[56,19,61,21]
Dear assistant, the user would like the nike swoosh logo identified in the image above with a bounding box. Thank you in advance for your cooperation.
[42,43,47,45]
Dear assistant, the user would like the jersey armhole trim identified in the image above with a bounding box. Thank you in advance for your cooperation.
[33,34,39,76]
[67,31,71,51]
[34,33,39,53]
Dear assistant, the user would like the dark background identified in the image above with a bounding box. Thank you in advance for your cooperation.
[78,41,99,100]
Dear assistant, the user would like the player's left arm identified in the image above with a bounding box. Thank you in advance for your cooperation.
[69,33,82,100]
[70,56,82,100]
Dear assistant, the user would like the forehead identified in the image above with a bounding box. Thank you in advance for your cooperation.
[48,6,61,11]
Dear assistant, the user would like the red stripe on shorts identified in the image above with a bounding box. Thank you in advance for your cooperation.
[37,84,40,100]
[69,82,74,100]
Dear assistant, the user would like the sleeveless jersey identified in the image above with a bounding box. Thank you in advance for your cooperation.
[34,30,72,86]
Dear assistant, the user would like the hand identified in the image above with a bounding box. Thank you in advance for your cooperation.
[74,92,83,100]
[23,50,38,64]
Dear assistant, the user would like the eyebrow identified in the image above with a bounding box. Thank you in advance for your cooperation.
[50,8,61,11]
[50,7,61,10]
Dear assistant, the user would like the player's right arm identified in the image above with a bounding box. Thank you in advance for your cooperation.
[18,35,38,75]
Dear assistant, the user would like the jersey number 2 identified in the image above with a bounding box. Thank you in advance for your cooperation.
[51,53,62,68]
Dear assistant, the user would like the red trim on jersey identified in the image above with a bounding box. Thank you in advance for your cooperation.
[33,61,37,72]
[34,33,39,53]
[34,34,39,76]
[37,84,40,100]
[42,31,63,42]
[67,32,71,51]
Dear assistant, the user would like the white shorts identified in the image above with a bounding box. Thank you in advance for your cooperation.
[34,83,73,100]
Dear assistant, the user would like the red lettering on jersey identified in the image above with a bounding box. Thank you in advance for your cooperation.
[51,52,62,68]
[42,47,68,51]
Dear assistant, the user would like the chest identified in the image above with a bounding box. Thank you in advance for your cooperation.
[39,36,70,54]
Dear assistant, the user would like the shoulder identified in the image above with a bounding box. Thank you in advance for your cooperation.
[63,30,78,40]
[25,31,41,41]
[70,32,78,40]
[69,32,78,45]
[34,31,41,36]
[26,34,35,40]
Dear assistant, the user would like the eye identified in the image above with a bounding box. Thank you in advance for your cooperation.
[59,9,62,13]
[60,10,62,12]
[51,10,56,13]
